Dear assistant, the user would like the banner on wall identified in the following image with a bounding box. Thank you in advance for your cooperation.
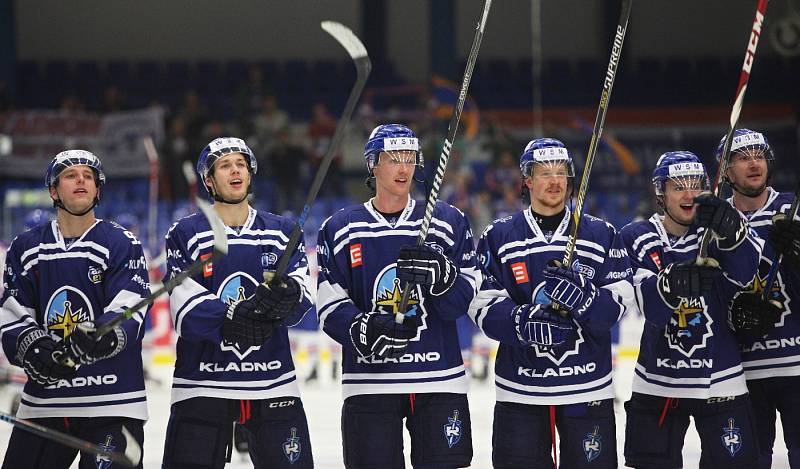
[0,108,164,178]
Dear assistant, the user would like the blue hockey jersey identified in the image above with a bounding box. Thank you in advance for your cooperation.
[164,207,313,403]
[620,214,762,398]
[469,208,635,405]
[732,188,800,379]
[316,198,480,399]
[0,220,149,419]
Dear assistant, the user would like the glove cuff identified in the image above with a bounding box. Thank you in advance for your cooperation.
[16,327,49,364]
[430,258,459,296]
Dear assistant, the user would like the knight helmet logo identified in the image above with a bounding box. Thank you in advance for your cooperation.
[283,427,302,464]
[665,296,713,357]
[45,286,93,339]
[582,426,603,462]
[218,272,261,359]
[721,418,743,457]
[443,410,463,448]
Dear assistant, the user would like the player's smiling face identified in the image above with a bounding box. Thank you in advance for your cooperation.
[207,153,250,200]
[663,177,703,225]
[50,165,98,213]
[373,151,415,198]
[725,149,768,195]
[527,162,569,212]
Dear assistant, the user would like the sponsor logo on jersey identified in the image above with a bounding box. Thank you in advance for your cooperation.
[45,286,93,339]
[571,260,595,279]
[350,244,363,267]
[283,427,302,464]
[95,434,115,469]
[665,297,712,358]
[511,262,529,284]
[582,426,602,462]
[87,266,103,284]
[201,253,213,277]
[443,410,463,448]
[261,252,278,268]
[721,418,743,457]
[608,248,627,259]
[217,272,262,359]
[127,256,146,270]
[529,282,585,365]
[649,252,662,270]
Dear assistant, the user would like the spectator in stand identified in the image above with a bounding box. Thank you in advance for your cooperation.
[307,102,341,196]
[252,95,289,156]
[100,85,126,113]
[178,90,209,151]
[235,65,271,125]
[484,149,520,200]
[268,127,307,214]
[160,116,192,201]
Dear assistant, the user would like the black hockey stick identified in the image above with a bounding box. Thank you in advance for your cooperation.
[560,0,632,270]
[0,411,141,467]
[396,0,493,323]
[697,0,769,265]
[269,21,371,284]
[761,184,800,299]
[55,197,228,366]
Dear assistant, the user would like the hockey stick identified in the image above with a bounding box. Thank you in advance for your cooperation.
[560,0,632,271]
[761,184,800,299]
[182,160,198,213]
[0,411,141,467]
[697,0,769,264]
[55,198,228,366]
[396,0,493,323]
[143,136,159,252]
[269,21,370,282]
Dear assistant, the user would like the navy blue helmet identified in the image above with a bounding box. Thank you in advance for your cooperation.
[519,138,575,178]
[197,137,257,194]
[363,124,423,174]
[45,150,105,188]
[652,151,709,196]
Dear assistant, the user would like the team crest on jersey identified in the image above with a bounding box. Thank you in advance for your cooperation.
[261,252,278,268]
[282,427,301,464]
[529,281,585,365]
[372,265,426,326]
[443,410,463,448]
[582,426,602,462]
[721,418,743,457]
[45,286,93,339]
[95,434,115,469]
[666,296,712,357]
[218,272,261,359]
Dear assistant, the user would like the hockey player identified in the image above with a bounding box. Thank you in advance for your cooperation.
[162,137,315,469]
[0,150,148,468]
[718,129,800,468]
[469,138,635,469]
[316,124,480,468]
[620,151,762,468]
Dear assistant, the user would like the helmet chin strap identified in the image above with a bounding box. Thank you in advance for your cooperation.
[658,197,692,227]
[53,187,99,217]
[208,177,251,205]
[728,177,767,198]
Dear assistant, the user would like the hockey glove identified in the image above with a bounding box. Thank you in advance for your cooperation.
[349,311,422,360]
[67,321,127,365]
[768,213,800,268]
[16,328,77,386]
[728,292,783,341]
[397,245,459,296]
[514,303,575,347]
[223,297,276,348]
[543,264,598,320]
[693,192,747,250]
[656,260,721,309]
[255,273,303,323]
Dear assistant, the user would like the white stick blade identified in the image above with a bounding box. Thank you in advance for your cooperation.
[182,160,197,185]
[321,21,368,59]
[195,198,229,255]
[143,137,158,163]
[120,425,142,467]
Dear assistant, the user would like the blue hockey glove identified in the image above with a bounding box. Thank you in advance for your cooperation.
[257,273,303,323]
[728,292,783,341]
[349,311,422,359]
[542,264,598,320]
[397,244,459,296]
[67,320,127,365]
[223,297,276,347]
[769,213,800,267]
[656,260,721,309]
[514,303,575,347]
[16,328,77,386]
[693,192,747,250]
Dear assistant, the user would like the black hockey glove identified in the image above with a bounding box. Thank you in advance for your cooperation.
[514,303,575,347]
[16,328,77,386]
[768,213,800,268]
[349,311,422,360]
[693,192,747,250]
[543,264,598,320]
[656,260,721,309]
[223,297,276,348]
[256,273,303,323]
[67,321,127,365]
[728,292,783,341]
[397,245,459,296]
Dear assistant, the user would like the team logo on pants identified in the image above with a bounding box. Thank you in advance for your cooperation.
[443,410,462,448]
[283,427,302,464]
[721,418,743,457]
[582,426,602,462]
[95,434,115,469]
